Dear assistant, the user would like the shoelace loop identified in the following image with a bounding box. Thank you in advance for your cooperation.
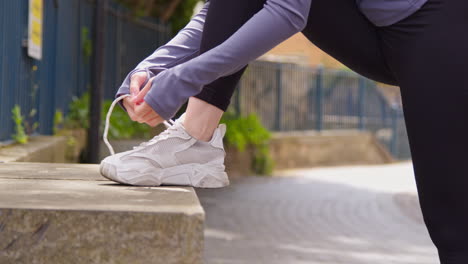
[103,95,175,155]
[103,95,130,155]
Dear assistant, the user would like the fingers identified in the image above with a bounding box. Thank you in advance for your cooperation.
[133,77,156,105]
[123,97,138,122]
[123,97,134,112]
[146,116,163,127]
[124,84,162,126]
[129,71,148,98]
[134,102,161,125]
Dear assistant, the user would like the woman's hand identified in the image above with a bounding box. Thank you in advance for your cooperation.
[124,72,164,127]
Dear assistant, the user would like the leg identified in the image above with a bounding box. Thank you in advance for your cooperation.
[185,97,224,141]
[194,0,265,112]
[380,0,468,262]
[185,0,396,140]
[302,0,397,85]
[185,0,265,141]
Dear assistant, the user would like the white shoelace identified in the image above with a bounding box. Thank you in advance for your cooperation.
[103,95,175,155]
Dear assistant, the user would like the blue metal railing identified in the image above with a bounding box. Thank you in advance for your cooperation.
[0,0,171,142]
[232,61,410,160]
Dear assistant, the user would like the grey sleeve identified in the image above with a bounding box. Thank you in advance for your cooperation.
[115,1,210,97]
[144,0,312,120]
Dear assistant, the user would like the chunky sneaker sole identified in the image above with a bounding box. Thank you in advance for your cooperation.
[100,160,229,188]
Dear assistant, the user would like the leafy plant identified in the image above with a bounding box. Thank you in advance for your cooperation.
[23,108,39,135]
[101,99,152,140]
[169,0,200,33]
[221,112,274,175]
[81,27,93,60]
[53,109,64,135]
[64,92,152,139]
[66,92,90,129]
[115,0,200,33]
[11,105,28,144]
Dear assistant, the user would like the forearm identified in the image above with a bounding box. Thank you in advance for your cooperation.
[116,1,209,96]
[146,0,312,120]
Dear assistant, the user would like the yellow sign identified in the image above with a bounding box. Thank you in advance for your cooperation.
[28,0,43,60]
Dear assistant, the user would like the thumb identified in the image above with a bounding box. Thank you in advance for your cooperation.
[133,77,155,104]
[129,71,148,98]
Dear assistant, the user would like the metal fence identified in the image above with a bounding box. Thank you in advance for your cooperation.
[232,61,411,160]
[0,0,171,142]
[1,0,410,160]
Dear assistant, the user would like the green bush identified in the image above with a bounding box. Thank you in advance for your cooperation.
[169,0,200,33]
[64,92,152,140]
[53,110,64,135]
[115,0,200,34]
[66,92,90,129]
[221,112,274,175]
[81,27,93,60]
[11,105,28,144]
[101,100,152,140]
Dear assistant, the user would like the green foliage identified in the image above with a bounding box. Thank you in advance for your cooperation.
[81,27,93,60]
[115,0,200,34]
[101,100,152,140]
[169,0,199,33]
[67,136,77,148]
[64,92,152,140]
[53,110,64,135]
[221,112,274,175]
[11,105,28,144]
[66,92,90,129]
[221,112,269,151]
[24,108,39,135]
[252,143,274,176]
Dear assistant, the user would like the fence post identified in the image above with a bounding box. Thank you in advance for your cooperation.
[87,0,107,163]
[315,66,323,131]
[390,106,399,157]
[235,82,241,117]
[358,77,366,130]
[307,83,314,130]
[275,63,283,131]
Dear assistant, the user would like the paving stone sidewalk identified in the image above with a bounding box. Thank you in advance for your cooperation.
[197,162,439,264]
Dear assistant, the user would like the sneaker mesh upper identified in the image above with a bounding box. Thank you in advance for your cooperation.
[174,141,224,165]
[141,137,186,155]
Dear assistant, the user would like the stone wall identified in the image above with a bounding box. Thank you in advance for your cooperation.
[270,130,394,170]
[0,129,87,163]
[3,129,394,176]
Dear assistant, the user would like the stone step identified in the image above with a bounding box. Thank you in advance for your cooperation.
[0,162,204,264]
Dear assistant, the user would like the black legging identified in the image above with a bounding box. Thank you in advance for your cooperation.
[195,0,468,263]
[193,0,265,111]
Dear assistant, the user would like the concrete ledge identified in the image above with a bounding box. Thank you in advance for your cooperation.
[0,136,68,163]
[270,130,395,169]
[0,130,86,163]
[0,162,204,264]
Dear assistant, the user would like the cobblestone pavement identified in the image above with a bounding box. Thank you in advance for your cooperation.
[196,162,439,264]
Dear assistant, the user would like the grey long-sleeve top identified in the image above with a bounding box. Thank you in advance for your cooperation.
[116,0,427,120]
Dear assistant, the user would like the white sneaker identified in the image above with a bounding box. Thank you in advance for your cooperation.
[100,114,229,188]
